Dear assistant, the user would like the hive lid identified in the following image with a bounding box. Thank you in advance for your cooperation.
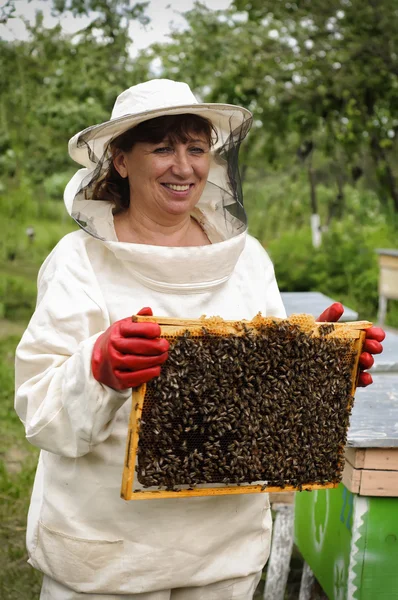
[375,248,398,257]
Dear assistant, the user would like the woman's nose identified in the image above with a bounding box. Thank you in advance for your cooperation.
[170,150,194,178]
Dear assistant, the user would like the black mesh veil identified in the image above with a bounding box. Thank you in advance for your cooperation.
[65,111,253,242]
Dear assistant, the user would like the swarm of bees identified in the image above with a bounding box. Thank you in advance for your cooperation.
[135,320,358,492]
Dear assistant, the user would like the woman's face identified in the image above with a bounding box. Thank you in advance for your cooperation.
[114,133,211,220]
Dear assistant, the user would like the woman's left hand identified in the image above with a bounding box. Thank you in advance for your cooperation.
[316,302,386,387]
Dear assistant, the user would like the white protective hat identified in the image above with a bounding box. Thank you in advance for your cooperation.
[68,79,252,168]
[65,79,253,241]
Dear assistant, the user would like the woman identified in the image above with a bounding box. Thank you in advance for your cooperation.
[15,79,383,600]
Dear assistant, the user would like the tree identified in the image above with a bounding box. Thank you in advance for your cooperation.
[52,0,149,45]
[0,1,151,183]
[233,0,398,207]
[148,0,398,217]
[0,0,16,24]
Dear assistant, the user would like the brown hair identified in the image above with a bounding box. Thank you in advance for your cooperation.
[92,113,217,212]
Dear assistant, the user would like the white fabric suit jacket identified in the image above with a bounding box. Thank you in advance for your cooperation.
[15,194,286,594]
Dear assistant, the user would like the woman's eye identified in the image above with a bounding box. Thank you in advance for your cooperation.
[190,147,205,154]
[154,147,172,154]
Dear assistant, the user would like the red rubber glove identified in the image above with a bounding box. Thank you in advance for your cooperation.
[317,302,385,387]
[91,307,169,390]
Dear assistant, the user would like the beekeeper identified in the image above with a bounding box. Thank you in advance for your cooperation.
[15,79,383,600]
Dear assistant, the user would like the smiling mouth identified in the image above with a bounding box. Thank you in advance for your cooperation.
[162,183,194,192]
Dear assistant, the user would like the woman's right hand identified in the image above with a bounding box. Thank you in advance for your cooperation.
[91,308,169,390]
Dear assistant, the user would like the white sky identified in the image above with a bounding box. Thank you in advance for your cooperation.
[0,0,232,55]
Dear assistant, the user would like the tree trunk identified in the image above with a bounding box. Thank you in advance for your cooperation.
[307,155,318,214]
[326,170,345,227]
[306,152,321,248]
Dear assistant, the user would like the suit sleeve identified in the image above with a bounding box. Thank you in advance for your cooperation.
[14,249,130,458]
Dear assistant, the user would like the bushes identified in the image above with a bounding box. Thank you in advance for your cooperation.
[42,171,75,201]
[0,274,37,322]
[267,217,396,322]
[244,176,398,324]
[310,221,380,318]
[0,179,76,265]
[0,179,76,323]
[267,228,317,292]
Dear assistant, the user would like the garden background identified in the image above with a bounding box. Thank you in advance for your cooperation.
[1,1,397,597]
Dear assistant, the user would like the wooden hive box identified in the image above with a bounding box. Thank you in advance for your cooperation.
[121,314,371,500]
[343,447,398,497]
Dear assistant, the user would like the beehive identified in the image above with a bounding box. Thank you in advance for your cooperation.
[121,314,371,500]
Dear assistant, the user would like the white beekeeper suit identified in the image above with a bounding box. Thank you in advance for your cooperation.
[15,80,286,599]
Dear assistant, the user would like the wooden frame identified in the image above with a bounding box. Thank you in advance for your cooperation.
[121,314,370,500]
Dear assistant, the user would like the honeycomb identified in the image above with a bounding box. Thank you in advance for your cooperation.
[122,314,369,499]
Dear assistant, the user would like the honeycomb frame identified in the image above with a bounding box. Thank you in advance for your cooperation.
[121,314,371,500]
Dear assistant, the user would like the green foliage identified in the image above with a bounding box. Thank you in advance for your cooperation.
[245,167,323,243]
[0,3,152,186]
[52,0,150,28]
[0,0,16,24]
[0,198,77,268]
[311,224,380,318]
[0,274,37,322]
[0,337,21,433]
[243,173,398,322]
[42,171,75,200]
[149,0,398,207]
[267,228,317,292]
[0,178,77,325]
[387,300,398,329]
[266,202,397,321]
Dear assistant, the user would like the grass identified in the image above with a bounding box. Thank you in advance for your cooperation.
[0,334,42,599]
[0,193,70,597]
